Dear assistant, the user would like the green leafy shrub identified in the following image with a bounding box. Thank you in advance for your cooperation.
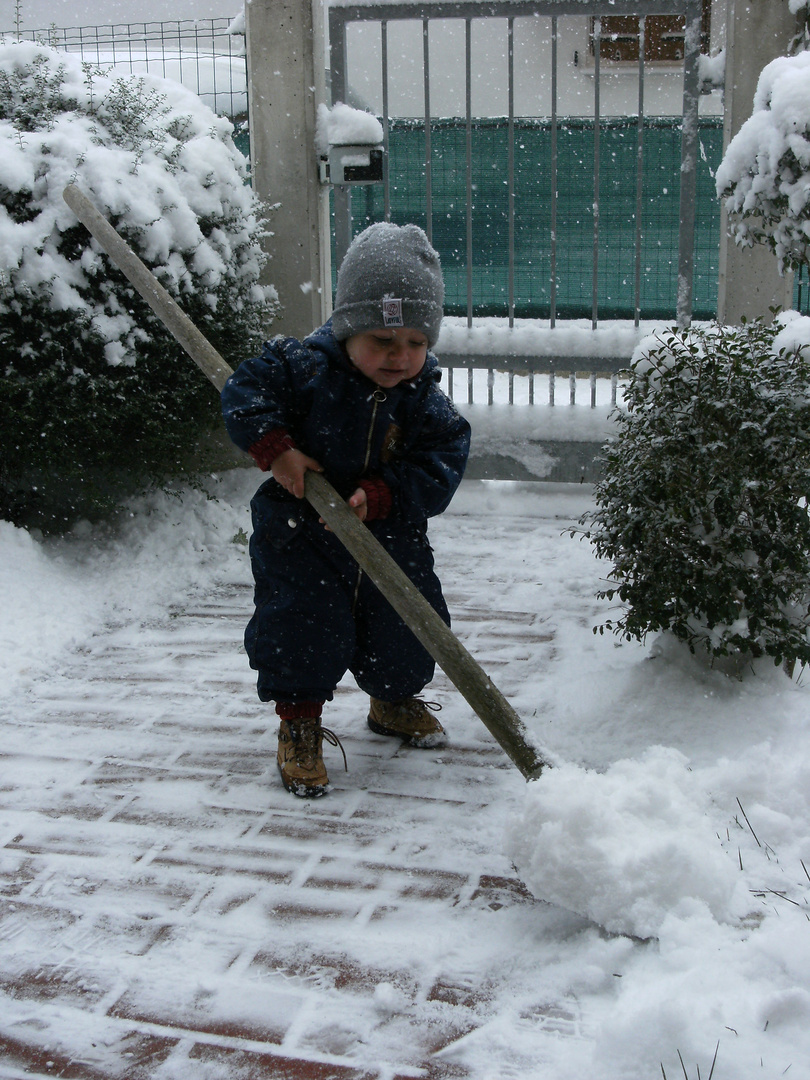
[0,43,276,532]
[581,317,810,668]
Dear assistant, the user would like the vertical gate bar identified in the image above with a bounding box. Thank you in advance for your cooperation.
[634,16,646,328]
[549,370,555,406]
[329,9,352,267]
[508,16,516,327]
[423,17,433,244]
[590,371,597,408]
[677,0,701,327]
[569,371,576,406]
[550,15,558,329]
[466,17,473,328]
[468,367,474,405]
[508,371,515,404]
[488,368,495,406]
[381,20,391,221]
[592,15,601,331]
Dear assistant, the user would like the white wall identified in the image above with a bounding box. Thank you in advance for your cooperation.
[344,6,725,119]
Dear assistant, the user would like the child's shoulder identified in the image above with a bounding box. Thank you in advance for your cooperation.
[417,357,469,430]
[253,325,346,388]
[264,322,339,363]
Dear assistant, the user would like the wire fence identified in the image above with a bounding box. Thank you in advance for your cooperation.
[0,17,248,122]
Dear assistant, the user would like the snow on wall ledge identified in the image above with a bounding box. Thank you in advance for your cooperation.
[436,317,673,359]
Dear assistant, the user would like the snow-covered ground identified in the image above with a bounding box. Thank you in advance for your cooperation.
[1,469,809,1079]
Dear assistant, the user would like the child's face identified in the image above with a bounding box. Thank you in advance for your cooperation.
[346,327,428,388]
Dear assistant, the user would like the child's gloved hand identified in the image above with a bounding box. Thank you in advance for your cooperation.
[271,448,323,499]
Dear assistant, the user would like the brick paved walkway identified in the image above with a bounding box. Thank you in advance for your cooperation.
[0,508,594,1079]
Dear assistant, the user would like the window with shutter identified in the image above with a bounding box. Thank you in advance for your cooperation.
[591,1,711,63]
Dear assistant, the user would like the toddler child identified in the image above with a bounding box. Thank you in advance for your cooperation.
[221,222,471,796]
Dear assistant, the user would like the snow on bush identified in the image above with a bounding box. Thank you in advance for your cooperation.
[580,316,810,669]
[0,42,276,531]
[716,49,810,274]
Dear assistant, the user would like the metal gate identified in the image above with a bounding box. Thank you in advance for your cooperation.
[328,0,706,330]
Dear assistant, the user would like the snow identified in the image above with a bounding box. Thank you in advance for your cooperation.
[437,316,665,360]
[315,101,384,156]
[2,467,810,1078]
[81,50,248,117]
[716,49,810,269]
[0,42,270,364]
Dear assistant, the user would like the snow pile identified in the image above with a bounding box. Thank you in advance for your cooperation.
[507,747,744,939]
[0,473,251,699]
[0,522,105,699]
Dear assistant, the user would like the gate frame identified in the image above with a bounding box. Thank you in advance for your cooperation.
[328,0,704,328]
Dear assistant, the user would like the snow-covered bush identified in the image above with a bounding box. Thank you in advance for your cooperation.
[0,43,276,531]
[581,316,810,669]
[716,50,810,275]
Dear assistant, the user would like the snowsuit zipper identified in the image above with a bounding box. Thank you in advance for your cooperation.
[352,388,388,613]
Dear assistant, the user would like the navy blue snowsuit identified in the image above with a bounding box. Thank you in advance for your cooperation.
[220,321,471,704]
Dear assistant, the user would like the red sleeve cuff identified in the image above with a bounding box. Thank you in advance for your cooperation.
[249,428,296,471]
[359,478,393,520]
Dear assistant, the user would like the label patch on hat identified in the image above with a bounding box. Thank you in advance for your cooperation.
[382,297,403,327]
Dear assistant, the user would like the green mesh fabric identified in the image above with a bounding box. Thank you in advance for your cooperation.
[337,116,726,321]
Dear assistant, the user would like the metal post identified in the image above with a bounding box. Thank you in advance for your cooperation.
[381,20,391,221]
[592,15,601,330]
[675,0,701,327]
[508,16,516,327]
[550,15,558,328]
[329,7,353,268]
[466,17,473,328]
[634,16,646,327]
[423,17,433,243]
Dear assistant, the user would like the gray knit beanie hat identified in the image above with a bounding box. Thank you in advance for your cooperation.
[332,222,444,347]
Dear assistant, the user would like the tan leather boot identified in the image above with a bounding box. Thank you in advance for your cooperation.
[277,717,345,797]
[367,697,446,748]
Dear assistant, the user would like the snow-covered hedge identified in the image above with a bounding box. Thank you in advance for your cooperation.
[716,50,810,274]
[0,43,276,531]
[581,316,810,669]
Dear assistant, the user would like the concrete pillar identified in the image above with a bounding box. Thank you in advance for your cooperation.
[717,0,799,324]
[245,0,331,338]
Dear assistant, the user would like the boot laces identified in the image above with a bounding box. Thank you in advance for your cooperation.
[401,697,441,719]
[290,717,348,772]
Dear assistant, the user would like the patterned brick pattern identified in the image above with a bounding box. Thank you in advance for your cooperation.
[0,515,588,1078]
